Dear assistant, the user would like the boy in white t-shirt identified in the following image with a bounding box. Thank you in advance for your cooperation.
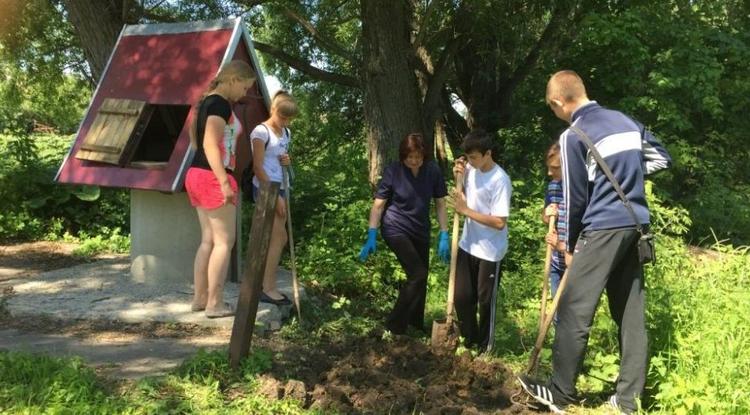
[452,130,512,352]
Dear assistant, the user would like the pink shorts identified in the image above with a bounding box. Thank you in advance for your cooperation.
[185,167,238,210]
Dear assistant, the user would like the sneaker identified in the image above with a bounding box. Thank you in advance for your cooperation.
[608,395,632,415]
[517,375,567,414]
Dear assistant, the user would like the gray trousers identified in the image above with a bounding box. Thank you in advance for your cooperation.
[549,228,647,412]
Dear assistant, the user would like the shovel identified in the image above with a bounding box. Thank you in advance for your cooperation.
[282,167,301,322]
[526,212,560,375]
[538,214,556,336]
[431,172,463,351]
[526,267,569,374]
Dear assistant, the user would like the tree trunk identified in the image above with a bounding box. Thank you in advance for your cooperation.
[361,0,425,186]
[62,0,124,81]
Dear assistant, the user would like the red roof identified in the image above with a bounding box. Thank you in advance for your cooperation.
[56,19,269,192]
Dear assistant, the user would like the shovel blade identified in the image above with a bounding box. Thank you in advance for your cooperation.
[431,318,460,353]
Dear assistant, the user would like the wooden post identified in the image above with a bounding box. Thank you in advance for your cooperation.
[229,196,241,282]
[229,181,279,369]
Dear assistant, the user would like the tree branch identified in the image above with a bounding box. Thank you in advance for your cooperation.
[129,1,178,23]
[504,1,580,96]
[234,0,275,15]
[441,88,468,152]
[413,0,443,51]
[253,40,360,88]
[425,36,462,108]
[234,0,275,9]
[281,5,360,65]
[422,36,461,125]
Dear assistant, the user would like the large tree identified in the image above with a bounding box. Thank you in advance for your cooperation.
[246,0,578,181]
[248,0,465,183]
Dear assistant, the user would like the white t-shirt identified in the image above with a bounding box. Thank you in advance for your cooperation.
[459,163,512,262]
[250,124,290,189]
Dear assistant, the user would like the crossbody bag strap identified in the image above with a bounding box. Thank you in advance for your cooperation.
[568,125,643,234]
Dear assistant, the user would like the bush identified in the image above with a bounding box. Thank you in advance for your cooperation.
[0,132,130,242]
[647,242,750,414]
[682,177,750,246]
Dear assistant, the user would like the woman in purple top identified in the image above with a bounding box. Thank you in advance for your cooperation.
[359,133,450,334]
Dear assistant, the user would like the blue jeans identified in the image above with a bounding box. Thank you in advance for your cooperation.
[549,261,566,299]
[252,184,286,201]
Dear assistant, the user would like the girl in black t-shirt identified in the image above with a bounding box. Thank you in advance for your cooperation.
[185,60,256,318]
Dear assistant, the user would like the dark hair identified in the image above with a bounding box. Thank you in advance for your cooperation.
[399,133,427,161]
[461,129,494,155]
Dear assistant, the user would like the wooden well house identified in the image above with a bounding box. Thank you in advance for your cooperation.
[56,18,270,284]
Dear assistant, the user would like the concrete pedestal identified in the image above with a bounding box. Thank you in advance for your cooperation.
[130,190,201,284]
[130,189,242,285]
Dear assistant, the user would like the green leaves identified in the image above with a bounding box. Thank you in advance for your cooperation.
[71,186,101,202]
[0,133,129,241]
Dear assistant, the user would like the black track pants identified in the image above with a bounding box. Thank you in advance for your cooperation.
[454,248,501,349]
[549,228,646,412]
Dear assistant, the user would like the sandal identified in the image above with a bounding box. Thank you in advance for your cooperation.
[260,292,292,306]
[191,302,206,312]
[205,302,235,318]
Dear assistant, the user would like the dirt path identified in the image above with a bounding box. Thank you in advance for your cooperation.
[0,241,95,281]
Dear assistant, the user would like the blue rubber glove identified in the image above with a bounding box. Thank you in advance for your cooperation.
[438,230,450,263]
[358,228,377,262]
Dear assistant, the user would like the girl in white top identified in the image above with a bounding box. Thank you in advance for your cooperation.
[250,91,299,305]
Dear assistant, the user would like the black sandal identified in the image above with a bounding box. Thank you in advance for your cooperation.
[260,292,292,306]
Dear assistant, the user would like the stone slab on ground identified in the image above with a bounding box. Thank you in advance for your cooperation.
[0,328,226,379]
[1,257,303,331]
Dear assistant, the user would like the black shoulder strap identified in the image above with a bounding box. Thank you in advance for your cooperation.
[568,125,643,233]
[260,124,271,149]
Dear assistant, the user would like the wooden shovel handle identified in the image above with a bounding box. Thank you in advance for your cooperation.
[283,168,302,322]
[539,215,556,333]
[527,267,569,375]
[445,172,463,319]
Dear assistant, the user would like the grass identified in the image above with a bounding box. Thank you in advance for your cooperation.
[0,349,322,415]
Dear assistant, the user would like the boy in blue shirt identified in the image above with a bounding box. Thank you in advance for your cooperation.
[543,142,567,298]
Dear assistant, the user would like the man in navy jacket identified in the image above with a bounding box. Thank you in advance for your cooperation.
[519,70,671,414]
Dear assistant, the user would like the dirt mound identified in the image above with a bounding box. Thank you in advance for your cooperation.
[257,331,533,414]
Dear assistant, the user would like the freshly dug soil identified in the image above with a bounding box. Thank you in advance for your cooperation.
[255,331,535,414]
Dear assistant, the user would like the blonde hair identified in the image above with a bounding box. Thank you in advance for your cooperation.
[546,142,561,163]
[271,90,298,118]
[547,70,587,103]
[190,60,257,146]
